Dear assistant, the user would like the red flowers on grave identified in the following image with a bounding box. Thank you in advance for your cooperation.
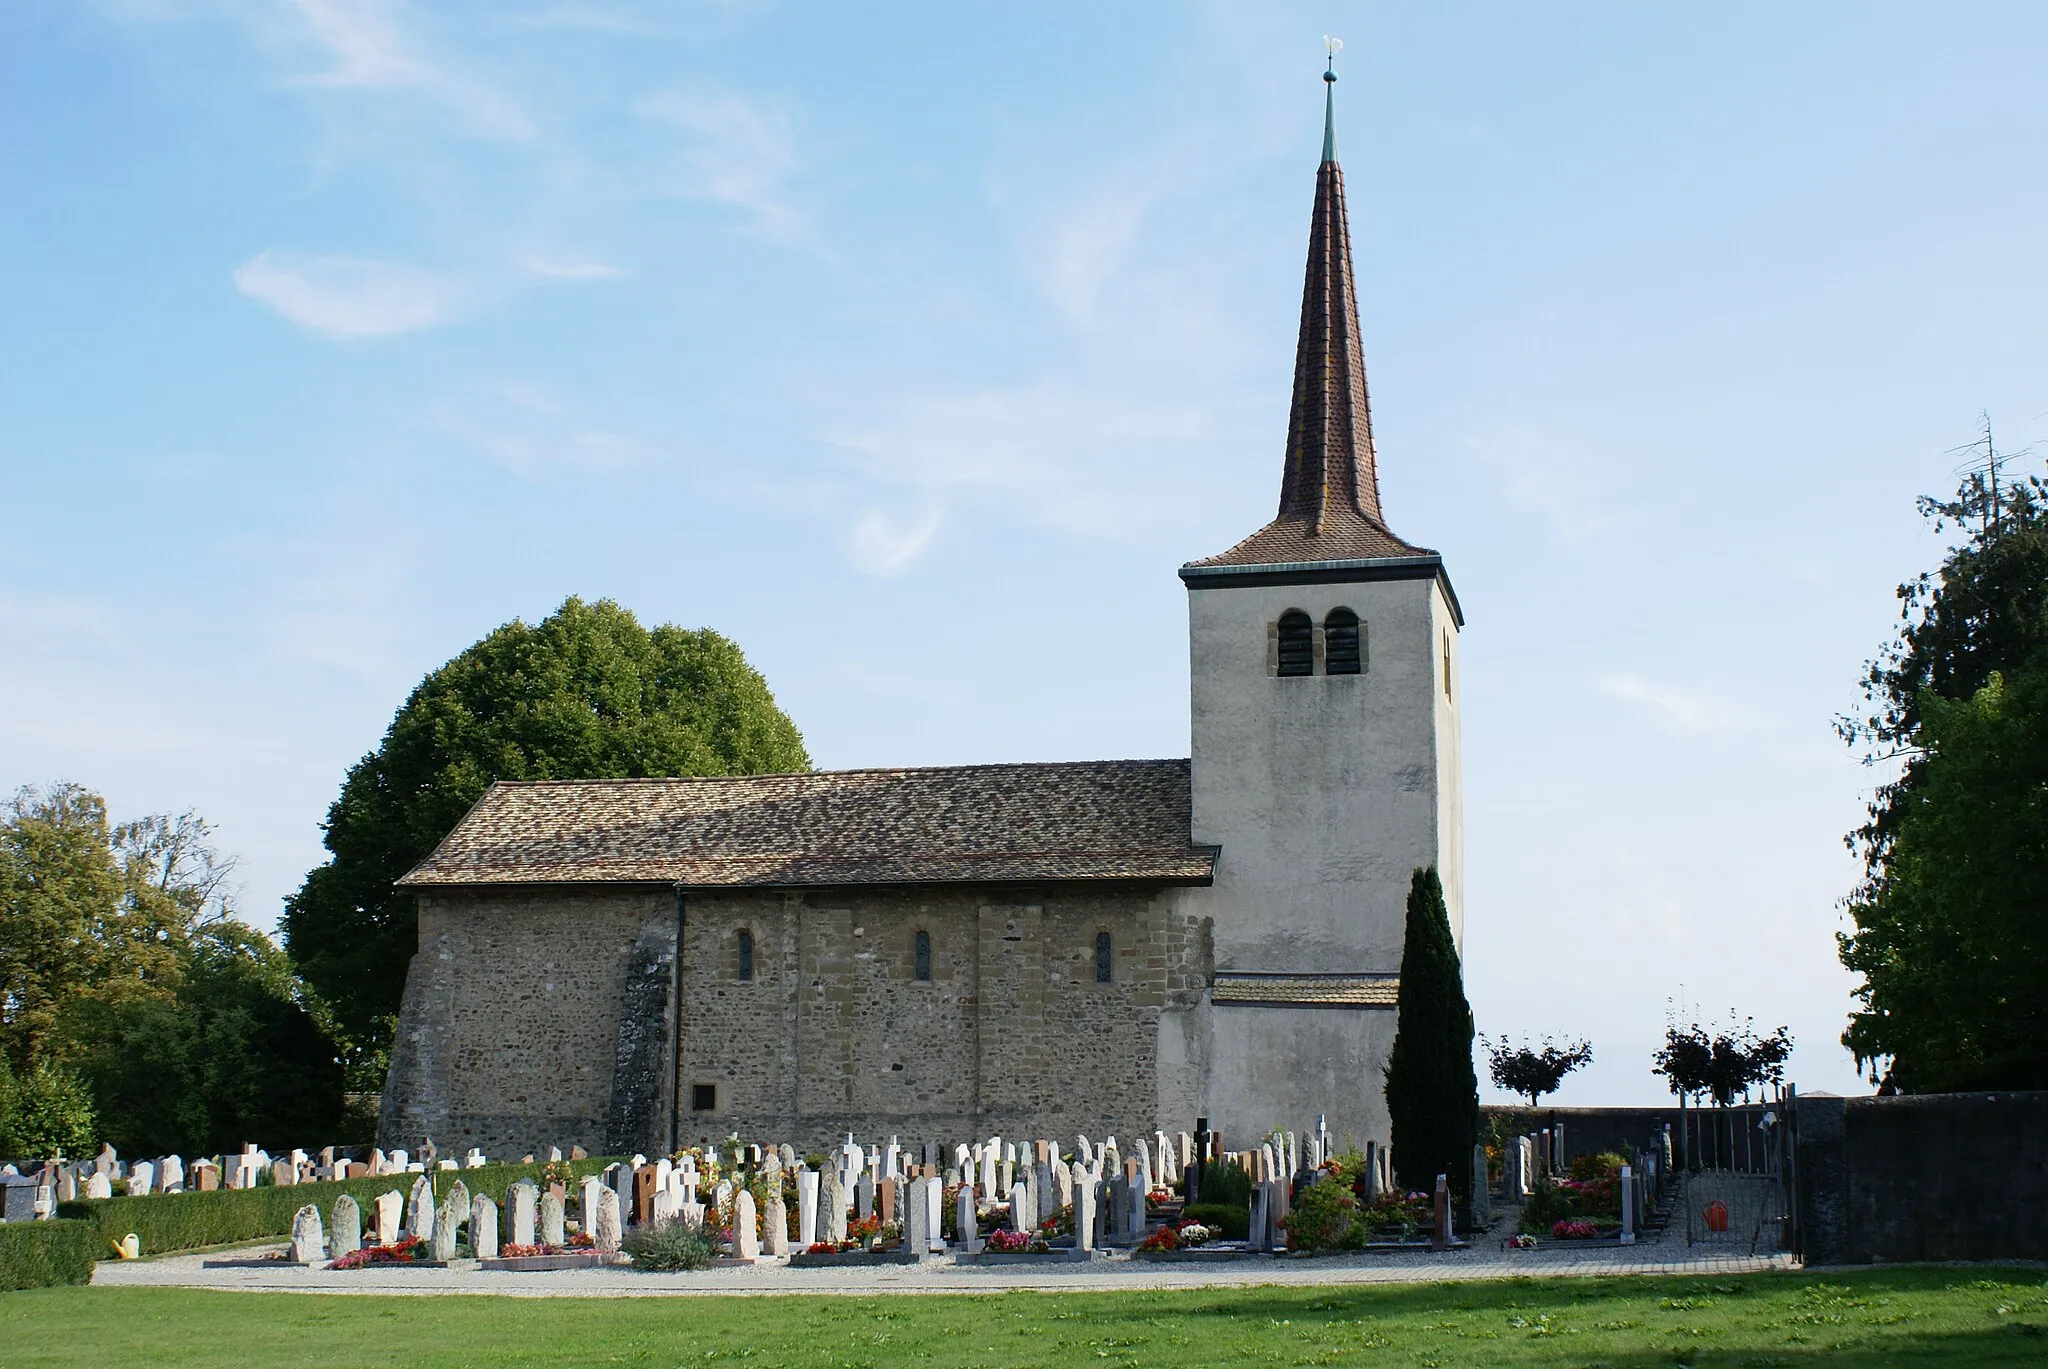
[327,1235,426,1269]
[985,1228,1032,1253]
[1136,1219,1215,1253]
[804,1241,838,1255]
[1551,1220,1599,1240]
[500,1243,553,1258]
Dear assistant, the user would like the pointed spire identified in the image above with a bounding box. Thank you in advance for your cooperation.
[1184,58,1434,575]
[1279,58,1382,534]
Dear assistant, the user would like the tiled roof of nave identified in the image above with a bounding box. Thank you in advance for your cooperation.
[398,758,1216,890]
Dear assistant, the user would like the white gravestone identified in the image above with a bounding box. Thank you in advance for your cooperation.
[581,1177,604,1235]
[925,1178,943,1250]
[85,1173,112,1200]
[444,1179,471,1240]
[472,1194,499,1259]
[407,1175,435,1241]
[509,1182,538,1248]
[430,1203,458,1261]
[955,1185,981,1254]
[1073,1167,1096,1252]
[374,1190,403,1245]
[797,1168,819,1247]
[331,1195,362,1258]
[291,1204,324,1265]
[734,1189,760,1260]
[539,1189,566,1247]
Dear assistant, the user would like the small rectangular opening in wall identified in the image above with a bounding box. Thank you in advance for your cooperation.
[690,1083,717,1112]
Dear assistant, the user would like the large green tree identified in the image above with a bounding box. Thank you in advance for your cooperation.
[1839,465,2048,1091]
[282,597,810,1079]
[1383,866,1478,1202]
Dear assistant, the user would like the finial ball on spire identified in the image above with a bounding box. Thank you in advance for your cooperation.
[1323,34,1342,80]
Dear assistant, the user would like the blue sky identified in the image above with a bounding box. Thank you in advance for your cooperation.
[6,2,2047,1106]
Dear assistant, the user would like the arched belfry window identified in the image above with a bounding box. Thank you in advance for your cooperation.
[914,930,932,982]
[1276,610,1313,676]
[737,930,754,982]
[1325,608,1362,675]
[1095,931,1113,983]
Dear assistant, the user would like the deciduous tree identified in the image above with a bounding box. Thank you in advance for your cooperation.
[281,597,810,1080]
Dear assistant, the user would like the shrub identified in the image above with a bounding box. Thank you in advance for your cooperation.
[0,1220,97,1290]
[1569,1151,1626,1182]
[1185,1162,1250,1211]
[56,1156,617,1258]
[1518,1182,1578,1234]
[1280,1175,1357,1252]
[1182,1202,1249,1241]
[623,1219,716,1271]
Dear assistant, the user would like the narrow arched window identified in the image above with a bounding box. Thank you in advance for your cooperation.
[1095,931,1113,983]
[914,930,932,981]
[1276,610,1313,676]
[737,930,754,982]
[1325,608,1361,675]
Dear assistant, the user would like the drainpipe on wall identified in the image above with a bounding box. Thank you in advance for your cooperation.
[669,885,686,1155]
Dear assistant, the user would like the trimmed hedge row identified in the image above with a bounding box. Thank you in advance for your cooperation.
[56,1156,621,1259]
[0,1220,98,1291]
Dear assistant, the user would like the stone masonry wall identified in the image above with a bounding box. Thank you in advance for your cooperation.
[678,885,1198,1152]
[380,887,675,1157]
[381,881,1206,1158]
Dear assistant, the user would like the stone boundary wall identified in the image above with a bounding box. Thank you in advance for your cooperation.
[1795,1090,2048,1265]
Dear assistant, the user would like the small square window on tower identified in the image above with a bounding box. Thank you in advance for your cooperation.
[690,1083,717,1112]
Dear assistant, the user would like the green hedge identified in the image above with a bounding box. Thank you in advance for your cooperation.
[1182,1202,1250,1240]
[56,1157,620,1259]
[0,1220,98,1291]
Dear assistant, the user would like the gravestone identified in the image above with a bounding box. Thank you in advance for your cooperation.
[1431,1174,1451,1251]
[472,1195,499,1259]
[764,1190,789,1257]
[272,1158,296,1188]
[430,1203,458,1261]
[128,1161,153,1197]
[955,1185,981,1254]
[1128,1174,1149,1239]
[407,1174,435,1241]
[1618,1165,1635,1245]
[633,1165,659,1225]
[904,1170,928,1255]
[594,1187,622,1253]
[856,1171,875,1221]
[797,1167,819,1247]
[540,1189,566,1247]
[1248,1182,1270,1252]
[445,1180,471,1244]
[291,1204,324,1265]
[331,1194,362,1258]
[581,1177,604,1236]
[652,1187,679,1223]
[509,1181,538,1247]
[374,1190,403,1245]
[1469,1145,1491,1228]
[1074,1167,1096,1252]
[879,1176,898,1227]
[734,1190,759,1260]
[86,1172,112,1200]
[820,1166,847,1245]
[1009,1179,1032,1233]
[923,1177,944,1249]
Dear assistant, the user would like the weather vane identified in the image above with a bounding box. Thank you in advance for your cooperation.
[1323,34,1342,81]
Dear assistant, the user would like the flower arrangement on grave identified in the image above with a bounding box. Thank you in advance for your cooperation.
[1037,1204,1074,1240]
[1281,1175,1358,1252]
[540,1158,574,1196]
[566,1230,594,1249]
[1352,1191,1436,1243]
[1136,1219,1213,1252]
[1550,1219,1600,1240]
[1145,1186,1174,1211]
[328,1235,427,1269]
[940,1183,965,1240]
[985,1228,1032,1253]
[873,1220,904,1251]
[804,1241,838,1255]
[501,1243,556,1258]
[1507,1233,1538,1249]
[846,1214,882,1249]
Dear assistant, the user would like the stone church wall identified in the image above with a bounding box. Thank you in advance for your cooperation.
[380,882,1209,1157]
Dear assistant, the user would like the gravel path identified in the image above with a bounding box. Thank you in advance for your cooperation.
[93,1228,1792,1298]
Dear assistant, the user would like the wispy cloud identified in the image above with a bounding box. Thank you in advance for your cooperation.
[824,382,1215,575]
[640,89,798,236]
[1463,422,1630,544]
[1595,672,1758,735]
[233,251,466,338]
[1024,164,1186,325]
[427,381,643,477]
[285,0,533,139]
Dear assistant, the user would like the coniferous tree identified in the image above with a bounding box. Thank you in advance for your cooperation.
[1383,866,1478,1202]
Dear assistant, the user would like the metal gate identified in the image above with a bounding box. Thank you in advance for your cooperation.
[1678,1086,1796,1254]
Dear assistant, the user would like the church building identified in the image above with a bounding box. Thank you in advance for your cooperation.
[379,75,1463,1158]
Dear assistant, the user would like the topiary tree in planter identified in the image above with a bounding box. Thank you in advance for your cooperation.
[1383,867,1478,1208]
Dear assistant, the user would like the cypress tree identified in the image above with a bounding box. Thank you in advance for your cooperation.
[1383,866,1479,1202]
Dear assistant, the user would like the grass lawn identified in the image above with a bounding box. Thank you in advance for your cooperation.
[5,1267,2046,1366]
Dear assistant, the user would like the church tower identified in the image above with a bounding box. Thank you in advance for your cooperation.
[1165,67,1463,1147]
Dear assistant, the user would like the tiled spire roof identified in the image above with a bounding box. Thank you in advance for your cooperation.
[1186,72,1433,571]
